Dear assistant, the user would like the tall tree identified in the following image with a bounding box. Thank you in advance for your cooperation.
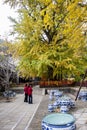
[4,0,87,81]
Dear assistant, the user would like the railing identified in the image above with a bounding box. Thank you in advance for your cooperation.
[39,80,74,88]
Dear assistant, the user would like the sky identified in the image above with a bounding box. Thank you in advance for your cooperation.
[0,1,18,41]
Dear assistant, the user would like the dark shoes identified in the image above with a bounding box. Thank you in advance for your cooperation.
[24,100,28,102]
[29,102,33,104]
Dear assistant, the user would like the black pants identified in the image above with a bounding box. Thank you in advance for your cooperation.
[28,95,33,104]
[24,93,28,102]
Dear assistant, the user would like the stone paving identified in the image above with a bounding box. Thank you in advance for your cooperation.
[0,86,87,130]
[28,94,87,130]
[0,86,43,130]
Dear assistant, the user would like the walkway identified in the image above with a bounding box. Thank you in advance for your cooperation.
[28,93,87,130]
[0,86,43,130]
[0,86,87,130]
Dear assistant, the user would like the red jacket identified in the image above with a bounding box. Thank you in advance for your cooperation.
[28,86,33,95]
[24,85,28,94]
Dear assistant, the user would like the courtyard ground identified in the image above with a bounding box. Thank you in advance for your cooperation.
[0,85,87,130]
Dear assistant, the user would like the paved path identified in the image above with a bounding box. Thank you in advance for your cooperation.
[0,87,43,130]
[1,87,87,130]
[28,93,87,130]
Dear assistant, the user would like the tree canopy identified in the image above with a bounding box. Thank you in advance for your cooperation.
[4,0,87,81]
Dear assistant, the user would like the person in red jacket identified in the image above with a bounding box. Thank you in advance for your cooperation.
[28,84,33,104]
[24,83,28,102]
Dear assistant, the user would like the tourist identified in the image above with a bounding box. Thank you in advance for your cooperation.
[24,83,28,102]
[28,84,33,104]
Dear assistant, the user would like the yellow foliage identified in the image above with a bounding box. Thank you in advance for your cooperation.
[5,0,87,79]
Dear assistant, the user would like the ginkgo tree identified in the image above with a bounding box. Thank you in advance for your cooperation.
[4,0,87,81]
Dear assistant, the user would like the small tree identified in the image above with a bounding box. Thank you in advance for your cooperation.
[0,40,17,92]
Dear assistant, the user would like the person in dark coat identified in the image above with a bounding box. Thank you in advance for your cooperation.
[28,84,33,104]
[24,84,28,102]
